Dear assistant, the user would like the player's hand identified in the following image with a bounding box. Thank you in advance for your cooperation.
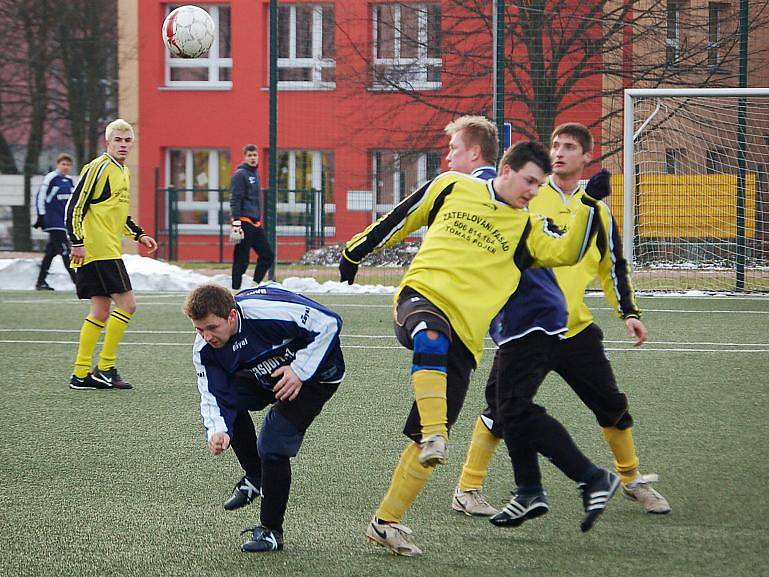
[139,235,158,255]
[625,317,647,347]
[33,216,44,229]
[208,432,231,455]
[339,251,359,284]
[71,246,86,266]
[271,365,303,401]
[230,222,244,245]
[585,168,611,200]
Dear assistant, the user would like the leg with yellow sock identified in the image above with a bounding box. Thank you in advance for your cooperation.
[92,290,137,390]
[453,350,504,515]
[603,424,671,514]
[452,415,502,516]
[366,443,433,556]
[410,329,450,466]
[69,296,110,390]
[556,324,671,515]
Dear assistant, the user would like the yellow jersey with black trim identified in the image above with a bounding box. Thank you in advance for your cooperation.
[65,153,145,266]
[344,171,599,363]
[528,177,641,338]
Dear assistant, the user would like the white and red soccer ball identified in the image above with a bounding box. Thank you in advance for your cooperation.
[162,5,215,59]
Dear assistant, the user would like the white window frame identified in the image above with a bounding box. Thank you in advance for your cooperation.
[666,0,681,68]
[278,5,336,91]
[164,5,232,90]
[165,148,230,232]
[372,3,441,91]
[371,150,439,219]
[278,150,335,236]
[707,2,726,69]
[665,147,683,174]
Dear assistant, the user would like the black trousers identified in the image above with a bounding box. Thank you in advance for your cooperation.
[482,323,632,436]
[495,331,595,486]
[38,230,77,285]
[232,222,275,289]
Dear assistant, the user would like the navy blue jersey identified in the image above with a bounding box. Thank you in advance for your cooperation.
[470,165,569,344]
[36,170,75,231]
[193,284,344,440]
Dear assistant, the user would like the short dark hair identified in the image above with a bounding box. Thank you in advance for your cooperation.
[551,123,593,153]
[498,141,552,174]
[183,284,235,321]
[243,144,258,154]
[56,153,73,164]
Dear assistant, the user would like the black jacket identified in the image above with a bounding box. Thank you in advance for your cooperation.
[230,163,262,222]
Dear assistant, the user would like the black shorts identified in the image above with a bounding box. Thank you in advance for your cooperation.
[75,259,132,299]
[394,287,476,442]
[235,373,339,433]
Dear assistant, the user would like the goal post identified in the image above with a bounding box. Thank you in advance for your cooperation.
[623,88,769,292]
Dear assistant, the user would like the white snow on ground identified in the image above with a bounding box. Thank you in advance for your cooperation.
[0,254,396,294]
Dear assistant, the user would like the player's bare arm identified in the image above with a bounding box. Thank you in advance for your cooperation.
[625,317,647,347]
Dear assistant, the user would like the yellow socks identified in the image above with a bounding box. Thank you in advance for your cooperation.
[412,369,448,439]
[375,443,435,523]
[74,316,105,378]
[97,308,132,371]
[458,416,502,491]
[602,426,640,485]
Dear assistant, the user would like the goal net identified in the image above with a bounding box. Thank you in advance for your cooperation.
[621,88,769,293]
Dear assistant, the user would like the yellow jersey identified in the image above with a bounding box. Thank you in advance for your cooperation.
[528,177,640,338]
[344,171,600,363]
[66,153,146,266]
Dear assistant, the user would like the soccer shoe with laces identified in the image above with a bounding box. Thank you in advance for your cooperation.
[365,518,423,556]
[69,374,112,390]
[452,486,498,516]
[224,476,261,510]
[579,469,620,532]
[621,474,671,514]
[91,366,134,390]
[490,492,549,527]
[35,281,54,291]
[419,434,448,466]
[240,526,283,552]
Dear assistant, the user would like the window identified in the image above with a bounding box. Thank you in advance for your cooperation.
[706,147,728,174]
[372,3,441,90]
[166,148,231,230]
[165,5,232,88]
[277,150,335,235]
[707,3,726,69]
[278,5,335,89]
[665,148,683,174]
[666,1,681,68]
[372,150,441,217]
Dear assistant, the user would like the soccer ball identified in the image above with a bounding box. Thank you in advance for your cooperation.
[162,5,215,58]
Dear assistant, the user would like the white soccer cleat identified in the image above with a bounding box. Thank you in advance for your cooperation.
[621,473,672,514]
[419,434,448,466]
[452,486,499,516]
[365,518,423,556]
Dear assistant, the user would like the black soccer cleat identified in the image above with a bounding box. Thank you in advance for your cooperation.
[240,526,283,553]
[579,469,620,532]
[224,476,261,510]
[35,281,54,291]
[490,492,549,527]
[69,373,112,390]
[91,366,134,390]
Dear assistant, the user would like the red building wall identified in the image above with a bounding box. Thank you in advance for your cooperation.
[134,0,603,262]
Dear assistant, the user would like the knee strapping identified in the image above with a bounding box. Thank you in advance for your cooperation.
[257,410,304,461]
[411,330,449,373]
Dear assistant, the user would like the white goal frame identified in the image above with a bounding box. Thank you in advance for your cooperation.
[623,87,769,291]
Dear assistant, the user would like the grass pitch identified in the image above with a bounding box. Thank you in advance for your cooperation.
[1,290,767,577]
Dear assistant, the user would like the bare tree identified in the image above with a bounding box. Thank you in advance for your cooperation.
[335,1,769,158]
